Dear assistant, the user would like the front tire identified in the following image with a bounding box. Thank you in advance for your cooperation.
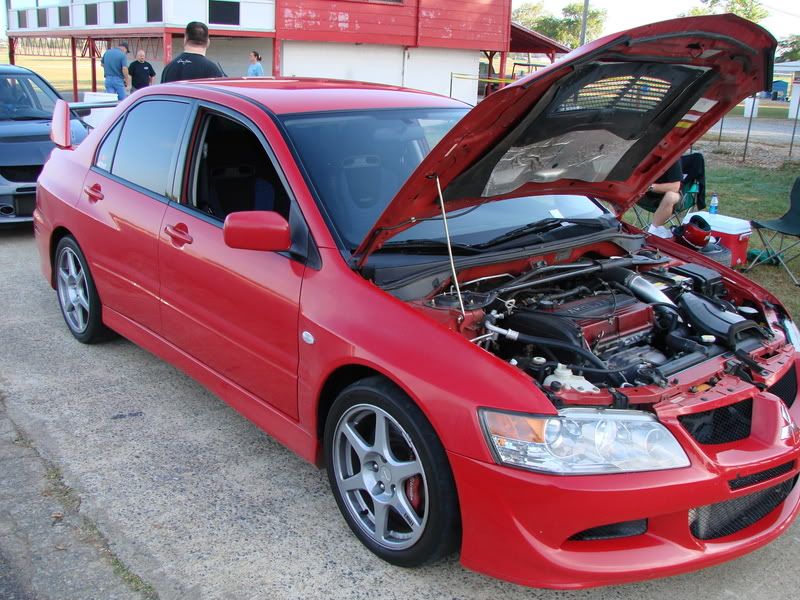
[54,236,111,344]
[324,376,460,567]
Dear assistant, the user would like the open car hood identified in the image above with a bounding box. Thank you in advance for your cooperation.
[355,14,775,262]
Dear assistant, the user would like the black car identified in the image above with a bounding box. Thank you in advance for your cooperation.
[0,64,90,224]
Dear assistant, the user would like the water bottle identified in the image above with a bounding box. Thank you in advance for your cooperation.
[709,193,719,215]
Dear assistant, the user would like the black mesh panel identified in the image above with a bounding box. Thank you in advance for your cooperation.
[679,399,752,445]
[570,519,647,541]
[690,477,797,540]
[768,366,797,408]
[729,462,795,491]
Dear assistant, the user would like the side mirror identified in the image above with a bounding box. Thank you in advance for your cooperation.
[72,107,92,118]
[50,99,72,149]
[223,211,292,252]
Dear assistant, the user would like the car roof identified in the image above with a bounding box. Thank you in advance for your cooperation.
[162,77,469,115]
[0,64,37,76]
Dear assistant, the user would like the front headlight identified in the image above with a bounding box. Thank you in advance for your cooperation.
[480,407,690,475]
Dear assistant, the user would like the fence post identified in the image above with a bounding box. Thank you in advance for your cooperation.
[790,100,799,159]
[742,94,756,162]
[717,114,724,146]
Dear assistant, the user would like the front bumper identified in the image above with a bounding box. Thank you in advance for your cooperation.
[452,362,800,589]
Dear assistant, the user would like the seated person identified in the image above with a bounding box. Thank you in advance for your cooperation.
[638,160,682,239]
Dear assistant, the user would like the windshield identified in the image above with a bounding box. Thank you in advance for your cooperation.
[391,194,607,246]
[281,108,468,249]
[0,74,59,121]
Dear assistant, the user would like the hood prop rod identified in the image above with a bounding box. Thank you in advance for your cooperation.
[432,174,466,319]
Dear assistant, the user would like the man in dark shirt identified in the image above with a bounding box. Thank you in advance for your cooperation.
[638,160,682,238]
[161,21,225,83]
[128,50,156,92]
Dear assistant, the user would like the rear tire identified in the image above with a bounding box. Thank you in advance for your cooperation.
[324,376,460,567]
[54,236,112,344]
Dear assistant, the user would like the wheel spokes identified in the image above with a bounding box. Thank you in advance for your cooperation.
[341,473,366,492]
[391,489,423,533]
[390,458,422,483]
[341,422,371,461]
[372,500,389,541]
[372,412,391,459]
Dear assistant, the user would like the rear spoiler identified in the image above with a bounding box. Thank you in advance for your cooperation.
[51,99,119,149]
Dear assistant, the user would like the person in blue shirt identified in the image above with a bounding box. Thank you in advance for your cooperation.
[101,41,130,100]
[247,51,265,77]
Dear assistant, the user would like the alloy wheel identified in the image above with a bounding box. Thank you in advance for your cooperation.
[56,246,91,333]
[332,403,429,550]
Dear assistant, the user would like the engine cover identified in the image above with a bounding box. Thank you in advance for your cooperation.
[505,293,654,349]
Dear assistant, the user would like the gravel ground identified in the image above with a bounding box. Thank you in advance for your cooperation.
[2,225,800,599]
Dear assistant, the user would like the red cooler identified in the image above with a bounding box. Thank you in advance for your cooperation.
[683,211,752,267]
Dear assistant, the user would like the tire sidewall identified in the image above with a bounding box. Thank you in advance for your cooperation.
[324,378,460,567]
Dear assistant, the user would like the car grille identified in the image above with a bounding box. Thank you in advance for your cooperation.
[690,476,797,540]
[569,519,647,541]
[729,461,795,491]
[0,165,43,183]
[678,399,752,445]
[768,366,797,408]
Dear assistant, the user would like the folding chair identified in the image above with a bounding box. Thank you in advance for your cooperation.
[633,152,705,228]
[746,177,800,286]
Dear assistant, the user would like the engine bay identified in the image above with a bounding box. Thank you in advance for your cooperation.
[413,248,790,408]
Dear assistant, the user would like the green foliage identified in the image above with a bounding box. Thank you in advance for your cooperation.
[680,0,769,22]
[777,35,800,62]
[511,1,545,29]
[512,1,607,49]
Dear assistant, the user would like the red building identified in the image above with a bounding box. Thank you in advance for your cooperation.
[5,0,567,104]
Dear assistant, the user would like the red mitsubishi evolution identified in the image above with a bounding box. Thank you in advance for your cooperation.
[33,14,798,589]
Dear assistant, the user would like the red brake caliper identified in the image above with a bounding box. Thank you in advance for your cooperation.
[405,475,423,512]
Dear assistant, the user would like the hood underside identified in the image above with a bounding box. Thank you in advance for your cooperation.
[355,14,776,263]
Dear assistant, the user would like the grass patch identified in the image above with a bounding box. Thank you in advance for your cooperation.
[79,521,159,600]
[42,464,158,599]
[727,104,790,119]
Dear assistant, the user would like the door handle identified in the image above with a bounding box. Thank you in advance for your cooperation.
[83,183,104,202]
[164,223,194,246]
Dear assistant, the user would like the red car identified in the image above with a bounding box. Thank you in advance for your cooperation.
[34,15,797,589]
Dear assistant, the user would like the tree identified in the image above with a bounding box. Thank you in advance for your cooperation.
[777,35,800,62]
[511,2,545,30]
[680,0,768,22]
[517,2,607,49]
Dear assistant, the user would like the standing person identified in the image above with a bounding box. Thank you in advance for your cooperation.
[101,41,130,100]
[128,50,156,92]
[247,50,264,77]
[161,22,225,83]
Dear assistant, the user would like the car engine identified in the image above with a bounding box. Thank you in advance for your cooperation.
[425,254,774,398]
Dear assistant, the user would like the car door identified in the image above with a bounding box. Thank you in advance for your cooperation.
[79,98,193,333]
[158,105,305,419]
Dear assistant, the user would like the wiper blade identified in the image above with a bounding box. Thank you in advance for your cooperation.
[477,216,615,248]
[379,239,480,254]
[8,114,49,121]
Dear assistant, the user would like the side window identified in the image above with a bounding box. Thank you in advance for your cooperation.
[187,112,290,222]
[95,119,123,172]
[111,100,190,196]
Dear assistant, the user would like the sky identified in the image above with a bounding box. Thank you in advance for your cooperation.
[1,1,798,43]
[511,0,800,41]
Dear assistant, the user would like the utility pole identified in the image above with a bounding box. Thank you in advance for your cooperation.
[579,0,590,46]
